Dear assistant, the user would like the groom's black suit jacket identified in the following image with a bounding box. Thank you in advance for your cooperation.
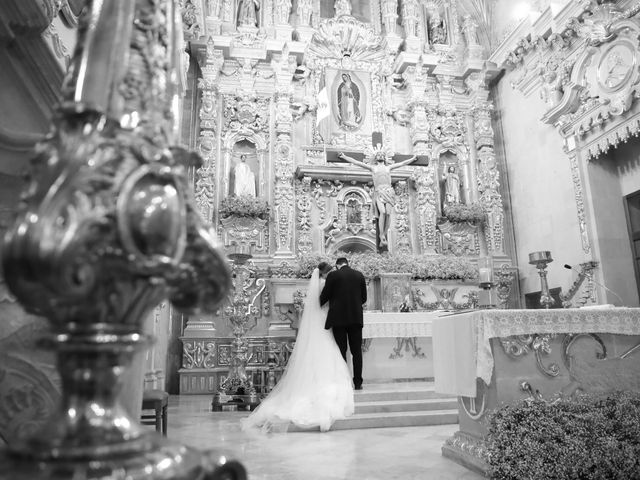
[320,266,367,329]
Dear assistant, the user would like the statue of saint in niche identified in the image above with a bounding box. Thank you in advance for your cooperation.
[429,11,447,44]
[346,198,361,224]
[237,0,259,27]
[339,148,417,247]
[442,165,461,205]
[337,73,362,130]
[234,154,256,197]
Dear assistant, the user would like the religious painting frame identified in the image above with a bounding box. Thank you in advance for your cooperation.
[326,68,373,141]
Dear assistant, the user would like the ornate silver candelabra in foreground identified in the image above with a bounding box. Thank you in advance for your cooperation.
[216,253,264,403]
[529,251,555,309]
[0,1,245,479]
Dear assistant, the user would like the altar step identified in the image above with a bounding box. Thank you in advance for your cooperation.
[292,382,459,432]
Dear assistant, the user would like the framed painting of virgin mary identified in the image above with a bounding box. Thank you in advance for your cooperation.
[327,69,371,135]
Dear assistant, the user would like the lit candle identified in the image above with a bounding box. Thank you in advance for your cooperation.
[479,267,491,284]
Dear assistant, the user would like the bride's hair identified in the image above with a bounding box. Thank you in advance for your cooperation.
[318,262,333,276]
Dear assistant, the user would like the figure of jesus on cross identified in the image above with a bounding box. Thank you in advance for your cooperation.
[339,145,417,247]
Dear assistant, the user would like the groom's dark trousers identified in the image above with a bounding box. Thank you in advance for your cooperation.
[320,265,367,388]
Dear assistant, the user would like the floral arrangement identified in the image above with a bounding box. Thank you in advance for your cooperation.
[219,195,270,220]
[293,252,477,281]
[442,202,486,224]
[487,392,640,480]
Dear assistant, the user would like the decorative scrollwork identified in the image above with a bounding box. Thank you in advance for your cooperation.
[389,337,425,359]
[500,334,560,377]
[182,340,216,369]
[561,333,607,371]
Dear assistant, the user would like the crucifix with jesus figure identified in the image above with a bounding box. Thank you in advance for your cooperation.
[329,132,426,251]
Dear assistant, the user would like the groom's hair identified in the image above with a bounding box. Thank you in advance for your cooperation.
[336,257,349,267]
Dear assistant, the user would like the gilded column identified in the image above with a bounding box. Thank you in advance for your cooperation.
[186,41,224,337]
[195,42,223,225]
[406,64,437,254]
[473,101,504,254]
[272,52,296,258]
[465,112,479,203]
[296,176,313,256]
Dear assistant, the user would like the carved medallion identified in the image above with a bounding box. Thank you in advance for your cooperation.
[597,41,636,92]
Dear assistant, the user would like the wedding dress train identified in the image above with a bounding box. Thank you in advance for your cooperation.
[242,268,354,432]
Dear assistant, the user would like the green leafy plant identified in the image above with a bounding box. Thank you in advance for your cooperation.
[443,202,486,224]
[487,392,640,480]
[219,195,270,220]
[293,252,477,280]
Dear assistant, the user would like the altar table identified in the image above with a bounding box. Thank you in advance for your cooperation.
[363,311,446,338]
[433,307,640,397]
[432,307,640,476]
[359,311,447,381]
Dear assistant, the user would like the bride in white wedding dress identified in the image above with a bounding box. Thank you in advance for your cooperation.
[242,262,355,432]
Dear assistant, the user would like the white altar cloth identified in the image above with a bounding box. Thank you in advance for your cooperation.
[362,311,446,339]
[432,308,640,397]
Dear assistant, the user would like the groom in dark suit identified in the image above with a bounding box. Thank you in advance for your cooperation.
[320,257,368,390]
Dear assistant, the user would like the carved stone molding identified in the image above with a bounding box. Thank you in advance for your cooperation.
[295,176,313,256]
[476,145,504,253]
[306,15,389,72]
[319,182,377,252]
[219,215,269,254]
[393,180,411,253]
[436,220,480,256]
[442,431,489,476]
[273,134,295,257]
[495,264,517,309]
[412,284,478,311]
[568,152,591,254]
[411,166,437,252]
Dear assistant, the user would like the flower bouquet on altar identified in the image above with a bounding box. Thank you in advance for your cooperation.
[219,195,270,220]
[442,202,486,224]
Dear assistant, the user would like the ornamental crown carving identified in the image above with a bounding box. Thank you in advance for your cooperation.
[430,108,466,146]
[223,94,269,133]
[306,15,387,69]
